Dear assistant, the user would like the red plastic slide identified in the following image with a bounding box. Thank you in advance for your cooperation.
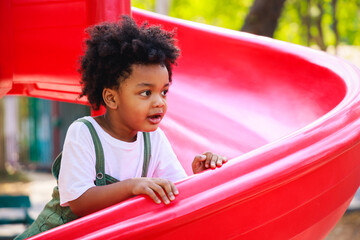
[1,1,360,239]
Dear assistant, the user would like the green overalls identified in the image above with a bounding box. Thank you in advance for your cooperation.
[15,119,151,239]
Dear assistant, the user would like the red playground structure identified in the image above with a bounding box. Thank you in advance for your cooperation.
[1,1,360,239]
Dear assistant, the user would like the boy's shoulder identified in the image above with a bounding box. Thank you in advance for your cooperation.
[147,127,173,147]
[68,116,92,127]
[66,116,94,136]
[148,127,166,139]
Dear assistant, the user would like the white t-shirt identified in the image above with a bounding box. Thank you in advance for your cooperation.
[58,116,187,207]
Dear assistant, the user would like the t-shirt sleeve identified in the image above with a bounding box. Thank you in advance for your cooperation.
[151,129,187,182]
[58,121,97,207]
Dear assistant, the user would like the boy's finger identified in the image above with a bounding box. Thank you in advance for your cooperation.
[216,157,223,166]
[151,181,170,204]
[171,182,179,196]
[144,187,161,204]
[204,152,212,168]
[194,154,206,162]
[210,154,218,168]
[217,156,227,166]
[158,180,176,201]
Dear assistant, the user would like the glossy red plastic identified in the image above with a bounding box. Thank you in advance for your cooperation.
[1,1,360,239]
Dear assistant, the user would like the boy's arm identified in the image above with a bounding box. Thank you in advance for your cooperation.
[68,178,178,217]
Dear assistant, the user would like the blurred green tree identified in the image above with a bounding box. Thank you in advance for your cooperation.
[132,0,360,50]
[276,0,360,50]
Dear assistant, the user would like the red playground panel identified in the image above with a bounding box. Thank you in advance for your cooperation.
[1,1,360,239]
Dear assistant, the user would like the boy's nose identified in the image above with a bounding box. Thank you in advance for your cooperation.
[153,94,165,107]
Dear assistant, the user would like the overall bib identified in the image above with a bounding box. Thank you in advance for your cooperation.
[15,119,151,239]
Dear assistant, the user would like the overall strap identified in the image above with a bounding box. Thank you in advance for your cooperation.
[51,153,63,181]
[76,119,106,186]
[142,132,151,177]
[51,119,105,185]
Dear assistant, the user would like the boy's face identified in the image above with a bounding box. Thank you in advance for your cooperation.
[113,64,169,134]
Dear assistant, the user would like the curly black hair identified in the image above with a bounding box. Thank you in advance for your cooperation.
[79,15,180,110]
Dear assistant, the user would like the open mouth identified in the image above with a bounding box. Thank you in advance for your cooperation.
[147,114,162,124]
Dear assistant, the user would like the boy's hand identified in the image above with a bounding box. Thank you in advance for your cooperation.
[130,178,179,205]
[192,152,228,174]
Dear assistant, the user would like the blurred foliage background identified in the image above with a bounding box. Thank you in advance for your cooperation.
[132,0,360,52]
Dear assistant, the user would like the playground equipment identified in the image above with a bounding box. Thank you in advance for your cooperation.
[1,1,360,239]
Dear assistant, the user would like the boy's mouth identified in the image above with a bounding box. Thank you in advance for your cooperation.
[147,113,163,124]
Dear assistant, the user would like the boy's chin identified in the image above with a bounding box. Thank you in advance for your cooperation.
[142,125,160,133]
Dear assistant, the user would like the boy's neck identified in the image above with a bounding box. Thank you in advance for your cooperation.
[94,114,138,142]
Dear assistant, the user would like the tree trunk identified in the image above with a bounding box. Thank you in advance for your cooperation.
[314,1,327,51]
[241,0,287,37]
[331,0,339,54]
[305,0,312,46]
[155,0,172,15]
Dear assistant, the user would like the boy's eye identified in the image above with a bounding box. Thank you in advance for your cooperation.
[140,90,151,97]
[162,89,168,96]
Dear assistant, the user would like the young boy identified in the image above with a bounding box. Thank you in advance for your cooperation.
[15,16,226,239]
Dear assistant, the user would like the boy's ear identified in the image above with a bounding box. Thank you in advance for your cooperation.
[102,88,117,109]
